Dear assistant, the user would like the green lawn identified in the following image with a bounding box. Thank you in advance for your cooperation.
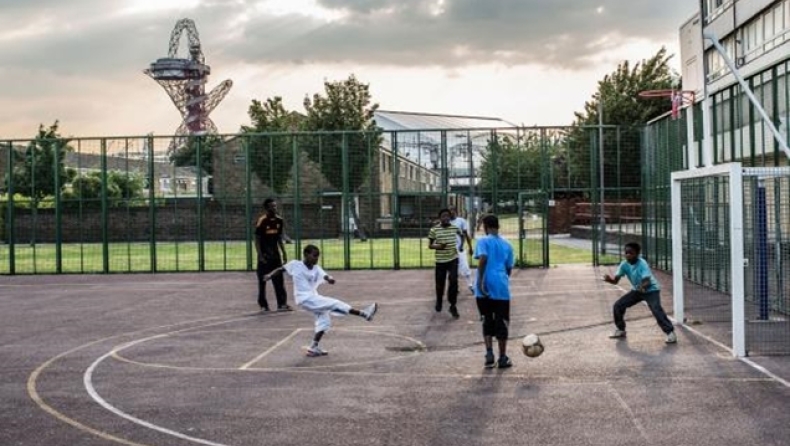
[0,236,615,274]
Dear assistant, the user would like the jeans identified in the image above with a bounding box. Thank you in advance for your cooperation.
[613,290,674,334]
[435,258,459,309]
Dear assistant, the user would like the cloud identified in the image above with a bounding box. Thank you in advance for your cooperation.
[0,0,697,137]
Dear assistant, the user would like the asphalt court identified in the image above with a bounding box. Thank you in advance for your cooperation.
[3,266,790,446]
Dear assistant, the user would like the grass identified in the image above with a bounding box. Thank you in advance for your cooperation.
[0,236,614,274]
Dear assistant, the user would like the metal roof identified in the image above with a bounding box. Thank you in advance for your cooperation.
[374,110,516,131]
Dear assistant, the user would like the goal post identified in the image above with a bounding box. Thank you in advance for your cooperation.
[671,163,745,357]
[672,163,790,357]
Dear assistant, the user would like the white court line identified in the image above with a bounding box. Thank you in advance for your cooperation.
[677,320,790,389]
[85,337,233,446]
[239,328,302,370]
[607,383,650,443]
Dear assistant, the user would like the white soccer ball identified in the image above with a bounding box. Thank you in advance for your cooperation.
[521,333,544,358]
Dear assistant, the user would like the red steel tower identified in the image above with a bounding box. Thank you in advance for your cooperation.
[145,18,232,152]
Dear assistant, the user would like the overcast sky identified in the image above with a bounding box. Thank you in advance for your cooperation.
[0,0,698,139]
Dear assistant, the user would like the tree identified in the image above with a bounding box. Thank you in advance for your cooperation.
[7,122,74,206]
[241,97,301,194]
[62,170,146,209]
[170,133,222,176]
[301,75,383,240]
[567,47,678,189]
[478,132,564,208]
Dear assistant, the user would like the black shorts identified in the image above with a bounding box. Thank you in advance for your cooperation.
[476,298,510,339]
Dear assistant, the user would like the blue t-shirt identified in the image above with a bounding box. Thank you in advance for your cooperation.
[473,234,514,300]
[615,256,660,292]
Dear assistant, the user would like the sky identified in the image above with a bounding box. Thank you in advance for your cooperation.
[0,0,698,139]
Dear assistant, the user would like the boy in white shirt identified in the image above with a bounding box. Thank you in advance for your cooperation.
[449,206,475,293]
[263,244,378,357]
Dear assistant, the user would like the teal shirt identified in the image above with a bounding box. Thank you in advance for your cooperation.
[615,256,660,292]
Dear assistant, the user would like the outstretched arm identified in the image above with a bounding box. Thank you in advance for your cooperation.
[263,266,285,282]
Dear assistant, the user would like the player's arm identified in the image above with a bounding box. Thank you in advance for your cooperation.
[477,255,489,295]
[262,266,285,282]
[428,229,446,250]
[277,222,288,262]
[464,228,473,253]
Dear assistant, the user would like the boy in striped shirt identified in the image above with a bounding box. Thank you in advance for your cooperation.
[428,208,464,318]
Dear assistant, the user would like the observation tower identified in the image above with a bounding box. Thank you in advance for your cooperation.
[145,18,232,152]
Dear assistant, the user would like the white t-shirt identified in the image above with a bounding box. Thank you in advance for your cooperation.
[450,216,469,249]
[283,260,328,303]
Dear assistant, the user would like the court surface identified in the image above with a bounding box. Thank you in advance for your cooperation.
[2,265,790,446]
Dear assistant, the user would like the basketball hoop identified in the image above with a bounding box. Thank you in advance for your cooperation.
[638,89,695,120]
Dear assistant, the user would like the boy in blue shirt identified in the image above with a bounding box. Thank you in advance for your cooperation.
[603,242,677,343]
[474,214,516,368]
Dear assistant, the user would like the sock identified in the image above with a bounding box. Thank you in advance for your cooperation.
[311,341,319,349]
[486,348,493,355]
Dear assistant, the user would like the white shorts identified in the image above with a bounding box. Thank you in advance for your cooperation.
[297,294,352,333]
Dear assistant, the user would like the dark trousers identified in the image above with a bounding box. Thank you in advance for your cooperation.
[613,290,674,334]
[476,298,510,339]
[435,258,459,309]
[257,260,287,309]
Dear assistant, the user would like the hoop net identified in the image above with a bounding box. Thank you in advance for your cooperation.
[638,89,695,119]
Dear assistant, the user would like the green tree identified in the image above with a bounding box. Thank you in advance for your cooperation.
[63,170,146,209]
[302,75,382,240]
[568,47,678,189]
[7,122,73,206]
[241,96,301,194]
[478,132,563,207]
[170,133,222,176]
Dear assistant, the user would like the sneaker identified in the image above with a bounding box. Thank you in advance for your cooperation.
[468,285,475,294]
[609,329,627,339]
[260,307,270,313]
[484,352,496,369]
[497,355,513,369]
[305,346,329,357]
[449,305,460,319]
[362,303,378,321]
[277,305,294,312]
[665,331,677,344]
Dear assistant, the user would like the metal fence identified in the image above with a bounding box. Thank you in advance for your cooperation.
[1,126,644,274]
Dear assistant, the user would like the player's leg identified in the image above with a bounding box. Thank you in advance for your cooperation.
[447,258,459,318]
[610,290,644,337]
[477,297,496,368]
[643,291,676,342]
[493,299,512,368]
[434,263,446,312]
[458,253,473,291]
[256,260,270,311]
[272,260,292,311]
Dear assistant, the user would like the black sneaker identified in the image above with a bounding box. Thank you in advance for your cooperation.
[497,355,513,369]
[260,307,270,313]
[449,305,459,319]
[484,352,495,369]
[277,305,294,312]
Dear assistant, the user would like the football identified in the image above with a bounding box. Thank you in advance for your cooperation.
[521,333,544,358]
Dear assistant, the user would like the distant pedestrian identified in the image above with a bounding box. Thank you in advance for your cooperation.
[254,198,292,312]
[474,214,515,368]
[264,244,378,357]
[428,208,464,318]
[449,206,475,293]
[604,242,676,343]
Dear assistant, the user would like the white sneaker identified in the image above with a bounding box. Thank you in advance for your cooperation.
[362,303,378,321]
[665,331,677,344]
[305,345,329,357]
[609,329,626,339]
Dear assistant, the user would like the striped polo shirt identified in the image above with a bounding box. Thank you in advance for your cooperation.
[428,223,461,263]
